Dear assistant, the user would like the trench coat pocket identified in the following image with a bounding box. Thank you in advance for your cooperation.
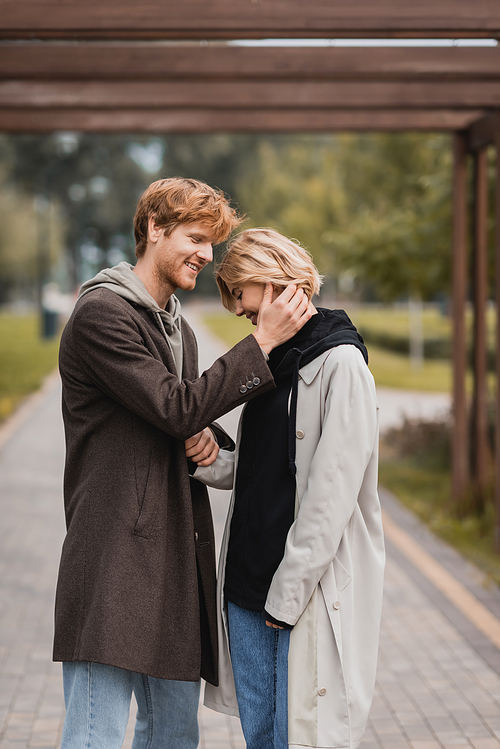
[333,555,352,593]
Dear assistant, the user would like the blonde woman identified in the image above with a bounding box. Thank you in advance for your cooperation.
[191,229,385,749]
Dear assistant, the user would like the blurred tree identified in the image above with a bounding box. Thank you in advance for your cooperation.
[235,133,453,305]
[0,133,261,300]
[0,131,455,311]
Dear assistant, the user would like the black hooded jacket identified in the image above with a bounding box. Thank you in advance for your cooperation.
[224,308,368,617]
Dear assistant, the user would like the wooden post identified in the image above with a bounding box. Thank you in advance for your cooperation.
[472,148,490,501]
[452,132,469,503]
[495,126,500,550]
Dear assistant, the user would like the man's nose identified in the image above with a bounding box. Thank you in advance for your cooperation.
[197,242,213,263]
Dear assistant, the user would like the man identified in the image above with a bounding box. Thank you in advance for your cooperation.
[54,177,311,749]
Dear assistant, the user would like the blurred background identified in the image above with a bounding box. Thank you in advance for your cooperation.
[1,130,499,581]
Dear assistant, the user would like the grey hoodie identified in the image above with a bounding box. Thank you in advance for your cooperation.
[78,261,183,377]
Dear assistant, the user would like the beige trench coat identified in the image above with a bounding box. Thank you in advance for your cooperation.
[194,344,385,749]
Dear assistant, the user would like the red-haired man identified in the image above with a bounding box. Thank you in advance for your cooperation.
[54,178,311,749]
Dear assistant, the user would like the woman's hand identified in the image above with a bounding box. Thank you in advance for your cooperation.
[265,620,284,629]
[185,428,219,466]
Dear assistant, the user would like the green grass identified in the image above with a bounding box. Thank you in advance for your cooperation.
[348,305,452,339]
[367,345,453,392]
[346,304,496,345]
[379,457,500,587]
[0,313,60,423]
[203,310,455,392]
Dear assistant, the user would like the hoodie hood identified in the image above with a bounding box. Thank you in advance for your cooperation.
[270,308,367,382]
[78,262,183,376]
[268,308,368,476]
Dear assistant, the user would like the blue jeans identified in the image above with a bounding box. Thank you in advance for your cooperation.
[227,601,290,749]
[61,661,200,749]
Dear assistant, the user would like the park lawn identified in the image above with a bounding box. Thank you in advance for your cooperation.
[203,310,456,392]
[347,304,452,339]
[346,303,496,346]
[379,457,500,587]
[0,313,60,423]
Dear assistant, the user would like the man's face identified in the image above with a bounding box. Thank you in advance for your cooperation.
[152,221,214,293]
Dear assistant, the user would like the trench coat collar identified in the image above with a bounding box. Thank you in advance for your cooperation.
[298,349,332,385]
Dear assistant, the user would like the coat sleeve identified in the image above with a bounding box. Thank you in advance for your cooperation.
[192,449,236,490]
[65,292,273,441]
[264,347,378,626]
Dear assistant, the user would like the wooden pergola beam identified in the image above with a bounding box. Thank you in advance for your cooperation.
[467,112,500,149]
[0,108,487,134]
[0,0,499,39]
[2,80,500,109]
[3,44,500,80]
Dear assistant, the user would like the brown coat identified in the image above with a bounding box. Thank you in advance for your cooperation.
[53,289,273,683]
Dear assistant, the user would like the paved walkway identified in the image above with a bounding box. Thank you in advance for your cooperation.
[0,306,499,749]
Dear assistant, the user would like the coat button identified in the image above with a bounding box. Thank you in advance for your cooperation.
[239,385,247,394]
[333,600,340,610]
[246,380,254,389]
[318,688,327,696]
[296,430,305,439]
[253,377,261,386]
[195,532,199,541]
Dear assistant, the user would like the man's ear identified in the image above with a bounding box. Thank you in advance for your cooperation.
[148,215,162,243]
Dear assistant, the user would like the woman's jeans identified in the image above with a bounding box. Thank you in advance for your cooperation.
[61,661,200,749]
[227,601,291,749]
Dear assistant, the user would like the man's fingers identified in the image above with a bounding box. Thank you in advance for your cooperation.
[185,432,203,453]
[185,427,218,463]
[290,287,307,310]
[196,443,220,467]
[275,283,297,305]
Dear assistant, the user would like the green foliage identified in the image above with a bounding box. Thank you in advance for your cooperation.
[0,313,60,422]
[0,133,262,299]
[235,133,453,302]
[235,136,347,275]
[0,131,455,305]
[334,134,453,302]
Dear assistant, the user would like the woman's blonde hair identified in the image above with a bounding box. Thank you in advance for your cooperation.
[216,228,323,312]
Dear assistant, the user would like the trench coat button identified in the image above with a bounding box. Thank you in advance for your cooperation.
[194,532,198,541]
[296,429,305,439]
[253,377,261,386]
[239,384,247,394]
[246,380,254,389]
[333,600,340,610]
[318,688,327,696]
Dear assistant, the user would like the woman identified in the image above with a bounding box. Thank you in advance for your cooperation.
[192,228,385,749]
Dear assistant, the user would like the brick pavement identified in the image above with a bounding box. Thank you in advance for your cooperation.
[0,305,499,748]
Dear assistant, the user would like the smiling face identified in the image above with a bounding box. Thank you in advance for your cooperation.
[151,220,214,296]
[227,281,280,325]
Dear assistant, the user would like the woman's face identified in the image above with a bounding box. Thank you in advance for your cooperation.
[226,281,277,326]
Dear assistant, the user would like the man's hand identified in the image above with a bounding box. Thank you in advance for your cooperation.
[185,428,219,467]
[253,284,312,354]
